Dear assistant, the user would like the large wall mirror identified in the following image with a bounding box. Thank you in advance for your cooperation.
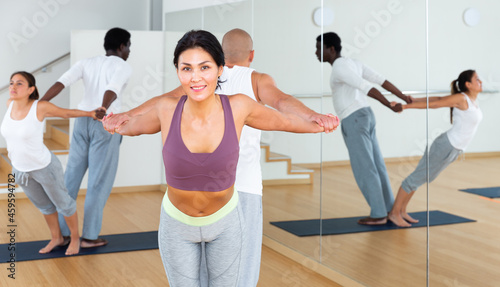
[426,2,500,286]
[159,0,500,286]
[318,1,428,286]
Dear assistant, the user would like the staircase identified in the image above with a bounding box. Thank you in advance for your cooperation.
[260,142,314,186]
[43,119,70,154]
[0,119,70,191]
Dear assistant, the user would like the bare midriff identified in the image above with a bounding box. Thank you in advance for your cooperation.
[167,185,235,217]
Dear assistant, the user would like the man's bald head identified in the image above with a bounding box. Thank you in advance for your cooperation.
[222,28,254,66]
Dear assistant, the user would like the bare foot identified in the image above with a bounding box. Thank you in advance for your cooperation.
[357,216,387,225]
[402,212,419,223]
[66,238,80,255]
[39,237,65,254]
[80,238,108,248]
[388,213,411,227]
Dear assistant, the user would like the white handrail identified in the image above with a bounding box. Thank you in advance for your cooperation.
[295,89,498,99]
[0,52,70,93]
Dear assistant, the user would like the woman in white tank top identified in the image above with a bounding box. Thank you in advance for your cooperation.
[388,70,483,227]
[1,71,102,255]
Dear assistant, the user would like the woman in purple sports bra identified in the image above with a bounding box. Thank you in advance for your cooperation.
[103,30,336,286]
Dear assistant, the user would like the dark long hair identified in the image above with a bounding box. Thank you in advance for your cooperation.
[173,30,225,89]
[449,69,475,123]
[10,71,39,100]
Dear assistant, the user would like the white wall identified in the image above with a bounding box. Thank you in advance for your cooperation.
[428,1,500,153]
[0,0,151,147]
[163,0,246,14]
[163,0,499,164]
[69,30,165,188]
[0,0,150,81]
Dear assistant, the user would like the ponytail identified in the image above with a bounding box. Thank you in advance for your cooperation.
[449,79,459,124]
[449,69,476,124]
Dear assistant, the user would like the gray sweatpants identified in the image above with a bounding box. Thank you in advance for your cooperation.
[158,196,244,287]
[13,152,76,217]
[402,133,461,193]
[341,107,394,218]
[200,192,263,287]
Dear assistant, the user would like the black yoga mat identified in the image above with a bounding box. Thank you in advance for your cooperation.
[0,231,158,262]
[459,187,500,198]
[270,210,475,237]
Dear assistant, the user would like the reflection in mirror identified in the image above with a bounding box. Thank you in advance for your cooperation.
[319,1,428,286]
[250,0,325,263]
[427,2,500,286]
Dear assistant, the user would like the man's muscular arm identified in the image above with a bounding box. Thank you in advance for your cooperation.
[253,72,339,132]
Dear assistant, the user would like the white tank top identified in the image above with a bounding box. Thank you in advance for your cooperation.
[446,93,482,150]
[0,101,51,172]
[217,65,263,196]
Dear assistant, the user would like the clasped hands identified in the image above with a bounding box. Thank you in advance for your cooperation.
[390,95,413,113]
[101,112,129,134]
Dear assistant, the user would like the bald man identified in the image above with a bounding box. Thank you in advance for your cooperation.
[103,28,338,286]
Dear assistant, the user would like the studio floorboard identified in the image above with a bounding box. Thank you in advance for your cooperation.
[0,191,337,286]
[263,155,500,287]
[1,155,498,286]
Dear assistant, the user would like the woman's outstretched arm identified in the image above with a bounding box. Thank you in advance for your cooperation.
[404,93,467,110]
[37,101,100,121]
[103,104,161,136]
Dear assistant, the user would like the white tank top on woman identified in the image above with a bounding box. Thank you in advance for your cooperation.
[446,93,483,151]
[0,100,51,172]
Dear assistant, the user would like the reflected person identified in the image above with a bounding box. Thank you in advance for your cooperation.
[316,32,411,225]
[388,70,483,227]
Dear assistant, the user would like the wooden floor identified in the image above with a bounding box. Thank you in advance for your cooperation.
[1,155,498,286]
[263,155,500,287]
[0,191,337,287]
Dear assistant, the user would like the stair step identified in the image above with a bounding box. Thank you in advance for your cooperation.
[268,151,290,161]
[46,118,69,129]
[49,125,70,149]
[290,165,314,174]
[44,118,70,152]
[43,138,69,154]
[52,122,69,133]
[260,142,313,185]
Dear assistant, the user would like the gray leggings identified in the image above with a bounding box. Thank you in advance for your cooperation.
[13,152,76,217]
[158,200,244,287]
[402,133,461,193]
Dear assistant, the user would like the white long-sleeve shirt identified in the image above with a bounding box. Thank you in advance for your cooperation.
[57,55,132,114]
[330,57,385,120]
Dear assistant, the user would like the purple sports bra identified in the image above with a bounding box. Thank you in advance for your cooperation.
[162,94,239,191]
